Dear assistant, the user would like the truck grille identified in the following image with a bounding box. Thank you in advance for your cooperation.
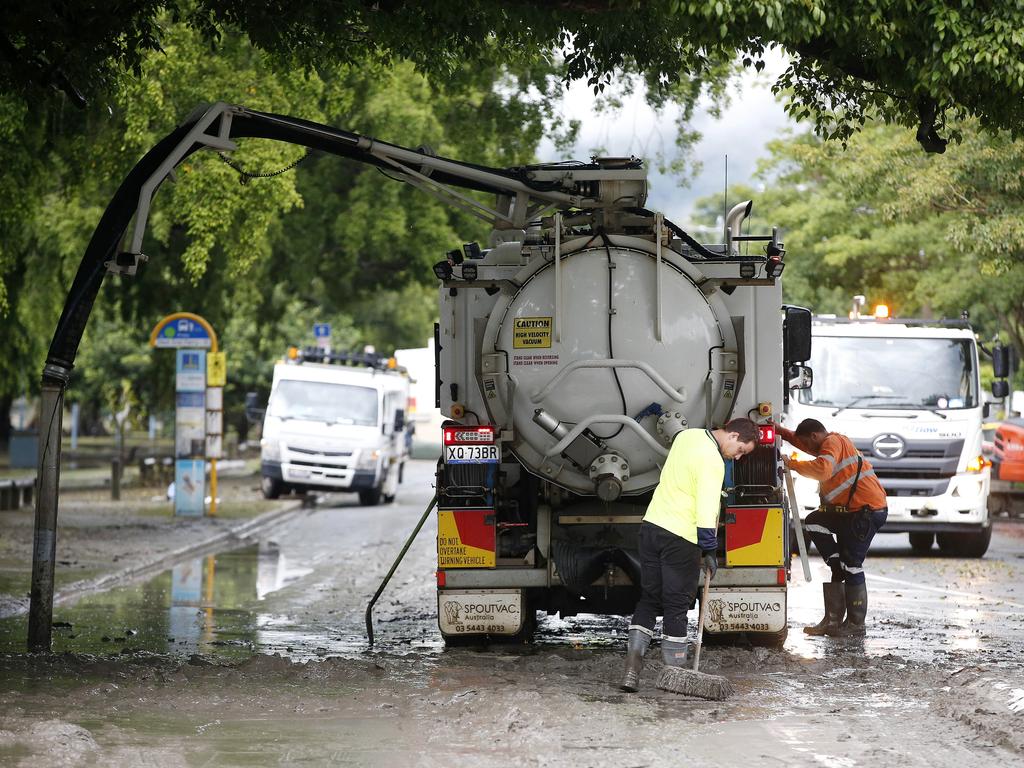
[853,438,963,498]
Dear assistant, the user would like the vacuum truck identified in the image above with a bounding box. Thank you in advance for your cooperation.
[85,103,812,646]
[433,202,812,646]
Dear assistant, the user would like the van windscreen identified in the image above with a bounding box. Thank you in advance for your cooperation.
[269,381,379,426]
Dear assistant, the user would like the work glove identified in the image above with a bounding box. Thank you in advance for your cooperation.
[702,552,718,581]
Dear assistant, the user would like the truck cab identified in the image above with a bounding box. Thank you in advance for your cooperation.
[260,348,411,505]
[785,313,992,557]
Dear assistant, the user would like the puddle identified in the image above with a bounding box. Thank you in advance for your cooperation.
[0,543,345,661]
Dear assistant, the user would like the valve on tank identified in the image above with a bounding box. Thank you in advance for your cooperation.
[656,410,688,444]
[533,407,607,472]
[589,454,630,501]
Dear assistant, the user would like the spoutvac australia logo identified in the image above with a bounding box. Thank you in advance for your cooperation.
[872,433,906,459]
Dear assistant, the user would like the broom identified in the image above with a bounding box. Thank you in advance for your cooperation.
[655,569,734,701]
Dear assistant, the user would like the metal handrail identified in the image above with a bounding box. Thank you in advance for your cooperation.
[530,359,687,404]
[542,415,669,458]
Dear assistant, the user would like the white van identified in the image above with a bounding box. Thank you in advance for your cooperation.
[260,348,411,505]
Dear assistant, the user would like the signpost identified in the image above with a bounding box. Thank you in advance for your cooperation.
[314,322,332,351]
[150,312,225,516]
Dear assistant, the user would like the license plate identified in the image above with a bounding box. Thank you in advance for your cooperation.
[289,468,311,478]
[445,444,499,464]
[702,588,787,633]
[438,589,523,635]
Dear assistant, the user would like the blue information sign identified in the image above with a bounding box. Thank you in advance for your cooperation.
[154,317,213,348]
[313,323,331,338]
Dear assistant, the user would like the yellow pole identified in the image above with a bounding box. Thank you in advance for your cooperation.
[208,333,219,518]
[202,554,215,643]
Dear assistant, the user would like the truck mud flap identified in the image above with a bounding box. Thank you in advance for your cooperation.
[438,589,524,636]
[550,539,640,590]
[702,588,787,634]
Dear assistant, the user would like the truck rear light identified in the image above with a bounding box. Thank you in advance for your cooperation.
[758,425,776,445]
[966,455,991,473]
[777,568,787,585]
[436,570,446,587]
[443,425,496,445]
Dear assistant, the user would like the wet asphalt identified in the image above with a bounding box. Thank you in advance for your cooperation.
[1,459,1022,765]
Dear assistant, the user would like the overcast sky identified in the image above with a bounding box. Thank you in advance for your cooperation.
[537,56,796,229]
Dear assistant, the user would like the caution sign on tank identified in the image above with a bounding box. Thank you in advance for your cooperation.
[513,317,552,349]
[438,510,496,567]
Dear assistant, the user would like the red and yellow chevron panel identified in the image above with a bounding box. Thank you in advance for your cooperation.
[725,506,785,567]
[438,509,496,568]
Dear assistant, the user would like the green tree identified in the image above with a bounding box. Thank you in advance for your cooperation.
[0,20,565,441]
[7,2,1024,153]
[699,122,1024,385]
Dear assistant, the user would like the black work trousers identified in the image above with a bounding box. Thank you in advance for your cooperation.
[629,521,701,640]
[804,507,888,586]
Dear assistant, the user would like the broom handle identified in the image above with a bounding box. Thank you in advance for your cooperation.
[693,569,711,672]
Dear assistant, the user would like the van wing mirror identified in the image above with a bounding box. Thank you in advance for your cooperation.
[992,344,1010,379]
[244,391,266,424]
[788,364,813,391]
[991,380,1010,399]
[394,409,406,431]
[783,305,812,363]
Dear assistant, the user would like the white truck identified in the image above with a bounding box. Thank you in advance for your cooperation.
[260,348,411,506]
[394,340,444,459]
[784,305,992,557]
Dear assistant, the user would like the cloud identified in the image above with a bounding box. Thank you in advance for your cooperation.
[538,55,794,226]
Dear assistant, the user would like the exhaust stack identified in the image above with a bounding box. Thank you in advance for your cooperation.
[724,199,753,255]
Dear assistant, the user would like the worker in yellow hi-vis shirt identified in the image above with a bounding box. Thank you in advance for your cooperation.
[620,418,758,693]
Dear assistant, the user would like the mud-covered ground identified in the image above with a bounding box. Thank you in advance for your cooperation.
[1,460,1022,766]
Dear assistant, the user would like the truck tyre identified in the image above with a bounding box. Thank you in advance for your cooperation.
[908,532,935,554]
[261,475,283,500]
[937,527,992,558]
[359,486,383,506]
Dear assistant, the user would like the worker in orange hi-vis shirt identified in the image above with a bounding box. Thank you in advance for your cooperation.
[777,418,888,638]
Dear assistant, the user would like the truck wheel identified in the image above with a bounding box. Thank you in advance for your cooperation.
[359,486,383,506]
[937,527,992,558]
[261,476,283,500]
[908,532,935,554]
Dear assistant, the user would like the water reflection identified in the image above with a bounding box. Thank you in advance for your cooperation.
[0,544,279,659]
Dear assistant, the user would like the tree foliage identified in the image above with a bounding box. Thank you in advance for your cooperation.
[0,20,564,436]
[703,122,1024,384]
[6,2,1024,154]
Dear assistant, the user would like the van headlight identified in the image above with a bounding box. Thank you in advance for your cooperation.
[356,449,380,471]
[261,439,281,462]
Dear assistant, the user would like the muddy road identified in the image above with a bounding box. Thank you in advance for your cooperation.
[2,459,1023,766]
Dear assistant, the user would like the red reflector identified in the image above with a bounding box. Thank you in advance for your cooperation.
[436,570,446,587]
[758,425,776,445]
[444,425,496,444]
[777,567,786,585]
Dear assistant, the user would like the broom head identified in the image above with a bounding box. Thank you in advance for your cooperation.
[655,665,734,701]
